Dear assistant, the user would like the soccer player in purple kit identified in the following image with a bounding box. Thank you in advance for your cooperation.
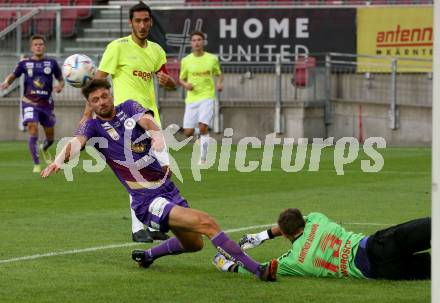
[41,79,278,282]
[0,35,64,173]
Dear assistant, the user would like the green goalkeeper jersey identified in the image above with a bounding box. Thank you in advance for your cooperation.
[239,213,366,279]
[277,213,366,278]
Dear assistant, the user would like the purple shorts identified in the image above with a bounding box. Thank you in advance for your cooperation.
[131,182,189,233]
[22,102,56,128]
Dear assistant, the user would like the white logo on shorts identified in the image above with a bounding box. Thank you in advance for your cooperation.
[23,107,34,120]
[148,197,169,218]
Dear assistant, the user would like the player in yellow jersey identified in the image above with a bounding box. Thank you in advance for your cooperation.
[179,31,223,164]
[80,2,175,242]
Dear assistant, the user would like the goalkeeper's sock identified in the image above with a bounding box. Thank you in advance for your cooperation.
[211,231,261,277]
[145,237,185,261]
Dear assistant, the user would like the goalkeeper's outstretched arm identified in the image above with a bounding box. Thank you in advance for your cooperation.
[239,226,282,250]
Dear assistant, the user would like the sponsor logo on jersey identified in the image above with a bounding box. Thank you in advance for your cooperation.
[133,70,152,81]
[191,70,211,77]
[30,90,49,95]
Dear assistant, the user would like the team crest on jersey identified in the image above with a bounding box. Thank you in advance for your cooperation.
[27,68,33,77]
[33,77,44,88]
[43,67,52,74]
[102,122,120,141]
[130,142,146,153]
[124,118,135,130]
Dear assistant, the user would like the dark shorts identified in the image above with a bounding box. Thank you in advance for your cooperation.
[131,181,189,233]
[366,217,431,280]
[22,102,56,128]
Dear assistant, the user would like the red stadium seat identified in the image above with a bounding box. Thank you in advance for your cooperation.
[165,57,180,84]
[228,0,246,4]
[253,0,273,4]
[34,10,55,36]
[52,1,77,36]
[186,0,204,4]
[293,56,316,88]
[72,0,92,19]
[53,0,70,4]
[61,8,77,37]
[0,11,14,32]
[9,0,29,4]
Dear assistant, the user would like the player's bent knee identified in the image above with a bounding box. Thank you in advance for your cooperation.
[179,234,204,252]
[198,213,220,236]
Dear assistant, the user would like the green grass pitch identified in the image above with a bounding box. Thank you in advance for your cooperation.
[0,142,431,303]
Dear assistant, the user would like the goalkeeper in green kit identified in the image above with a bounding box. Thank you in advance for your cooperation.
[213,209,430,280]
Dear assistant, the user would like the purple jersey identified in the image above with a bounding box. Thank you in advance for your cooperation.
[75,100,178,212]
[13,57,62,108]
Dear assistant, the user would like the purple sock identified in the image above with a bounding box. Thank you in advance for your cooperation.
[145,237,185,261]
[211,231,261,277]
[28,136,39,164]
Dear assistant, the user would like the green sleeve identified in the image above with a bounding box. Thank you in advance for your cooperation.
[98,42,119,75]
[179,58,187,80]
[237,265,252,275]
[212,55,221,76]
[156,46,167,72]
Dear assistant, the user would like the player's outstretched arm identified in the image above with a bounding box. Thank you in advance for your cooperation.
[41,136,87,178]
[0,73,17,90]
[239,226,281,250]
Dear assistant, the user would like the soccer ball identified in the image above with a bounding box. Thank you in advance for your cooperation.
[62,54,96,88]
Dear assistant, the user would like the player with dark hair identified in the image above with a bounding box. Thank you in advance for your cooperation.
[42,79,278,282]
[80,1,175,242]
[0,35,64,173]
[214,208,431,280]
[179,30,223,164]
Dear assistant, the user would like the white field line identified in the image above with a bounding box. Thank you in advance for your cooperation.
[0,222,390,265]
[0,163,430,175]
